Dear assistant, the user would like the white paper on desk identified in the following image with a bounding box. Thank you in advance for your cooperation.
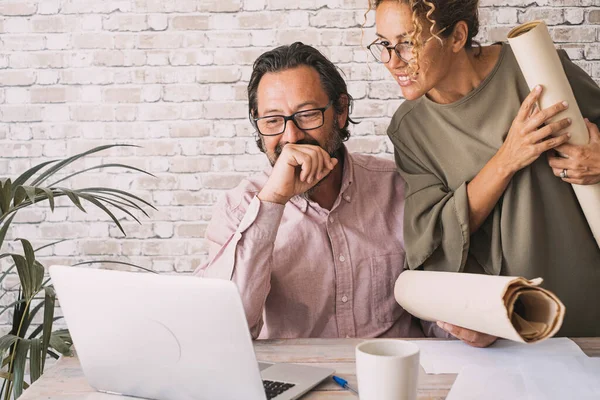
[411,338,585,374]
[446,357,600,400]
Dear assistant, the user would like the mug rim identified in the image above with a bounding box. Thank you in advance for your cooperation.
[356,339,420,358]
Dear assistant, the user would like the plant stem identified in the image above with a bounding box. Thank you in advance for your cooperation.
[4,294,34,400]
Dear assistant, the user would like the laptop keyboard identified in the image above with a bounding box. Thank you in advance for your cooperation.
[263,380,296,399]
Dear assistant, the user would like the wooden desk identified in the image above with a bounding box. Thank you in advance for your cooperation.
[19,338,600,400]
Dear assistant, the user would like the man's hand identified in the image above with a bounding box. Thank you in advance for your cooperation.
[437,321,498,348]
[258,144,338,204]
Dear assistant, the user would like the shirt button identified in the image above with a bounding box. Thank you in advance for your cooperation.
[342,295,348,303]
[344,195,351,202]
[339,255,345,262]
[329,216,334,223]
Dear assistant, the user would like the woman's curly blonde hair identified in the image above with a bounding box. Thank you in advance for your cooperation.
[366,0,480,76]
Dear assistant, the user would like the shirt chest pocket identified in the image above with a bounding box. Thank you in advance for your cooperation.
[370,253,405,323]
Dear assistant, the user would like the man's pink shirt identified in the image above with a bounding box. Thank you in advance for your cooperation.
[196,148,443,340]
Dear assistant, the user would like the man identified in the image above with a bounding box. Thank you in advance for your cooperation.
[196,42,495,347]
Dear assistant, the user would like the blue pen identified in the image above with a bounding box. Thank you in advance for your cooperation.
[332,375,359,396]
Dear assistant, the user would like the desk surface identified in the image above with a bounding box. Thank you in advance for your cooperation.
[18,338,600,400]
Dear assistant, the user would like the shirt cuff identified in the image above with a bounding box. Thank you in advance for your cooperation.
[237,196,285,242]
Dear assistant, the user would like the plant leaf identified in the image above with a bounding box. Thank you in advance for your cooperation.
[71,260,158,274]
[0,299,27,318]
[0,240,64,293]
[12,187,26,209]
[54,188,86,213]
[33,260,45,296]
[15,239,43,295]
[79,188,157,210]
[48,329,71,343]
[10,289,23,336]
[91,195,141,224]
[0,178,12,215]
[30,144,139,187]
[77,193,125,235]
[84,192,150,218]
[49,330,72,356]
[36,187,55,212]
[35,239,67,253]
[48,163,155,188]
[28,316,62,340]
[0,334,19,381]
[12,160,58,190]
[0,334,19,354]
[19,293,45,337]
[0,214,16,253]
[15,239,35,271]
[10,255,32,300]
[41,286,55,370]
[30,338,42,383]
[23,186,37,206]
[12,338,30,399]
[13,186,55,212]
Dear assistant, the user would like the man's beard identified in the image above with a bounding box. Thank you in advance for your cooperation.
[265,124,345,198]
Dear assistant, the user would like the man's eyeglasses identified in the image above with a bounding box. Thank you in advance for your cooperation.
[367,27,448,64]
[252,101,333,137]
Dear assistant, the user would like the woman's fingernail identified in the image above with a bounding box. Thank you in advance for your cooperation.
[535,85,542,92]
[562,101,569,107]
[436,321,444,328]
[567,118,572,124]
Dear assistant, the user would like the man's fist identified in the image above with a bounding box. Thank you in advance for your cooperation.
[258,144,338,204]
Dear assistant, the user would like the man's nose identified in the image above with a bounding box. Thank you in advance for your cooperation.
[281,119,305,143]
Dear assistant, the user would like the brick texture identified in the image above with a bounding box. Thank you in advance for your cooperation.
[0,0,599,327]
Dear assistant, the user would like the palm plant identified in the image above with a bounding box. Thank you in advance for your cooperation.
[0,144,156,399]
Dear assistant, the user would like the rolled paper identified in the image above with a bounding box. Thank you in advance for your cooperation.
[395,270,565,343]
[507,20,600,249]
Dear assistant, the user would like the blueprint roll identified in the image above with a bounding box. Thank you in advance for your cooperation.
[507,20,600,249]
[394,271,565,344]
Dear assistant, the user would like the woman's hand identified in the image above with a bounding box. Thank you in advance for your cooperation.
[548,119,600,185]
[437,321,498,348]
[497,85,572,176]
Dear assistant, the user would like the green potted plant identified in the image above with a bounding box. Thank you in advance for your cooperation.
[0,144,155,399]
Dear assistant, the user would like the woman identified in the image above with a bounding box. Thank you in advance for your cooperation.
[368,0,600,336]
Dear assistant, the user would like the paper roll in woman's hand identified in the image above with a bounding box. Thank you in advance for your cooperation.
[394,270,565,343]
[507,20,600,249]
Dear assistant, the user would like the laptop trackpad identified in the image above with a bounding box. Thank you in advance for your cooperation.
[258,362,274,371]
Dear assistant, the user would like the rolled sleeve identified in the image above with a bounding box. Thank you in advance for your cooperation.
[393,144,471,273]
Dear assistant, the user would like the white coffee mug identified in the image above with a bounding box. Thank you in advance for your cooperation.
[355,339,420,400]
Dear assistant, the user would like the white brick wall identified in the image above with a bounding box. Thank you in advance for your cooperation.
[1,0,599,329]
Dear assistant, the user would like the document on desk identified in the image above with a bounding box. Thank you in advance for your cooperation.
[395,270,565,343]
[411,338,586,374]
[446,356,600,400]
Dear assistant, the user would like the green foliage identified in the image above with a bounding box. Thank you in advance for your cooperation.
[0,145,155,399]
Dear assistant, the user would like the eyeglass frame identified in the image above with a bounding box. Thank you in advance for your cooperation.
[251,100,334,137]
[367,26,449,64]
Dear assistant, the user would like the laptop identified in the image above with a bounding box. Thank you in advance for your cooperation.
[49,265,334,400]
